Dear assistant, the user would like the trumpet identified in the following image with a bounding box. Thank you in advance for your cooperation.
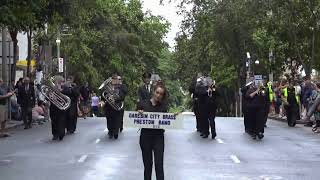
[40,77,71,111]
[258,86,266,96]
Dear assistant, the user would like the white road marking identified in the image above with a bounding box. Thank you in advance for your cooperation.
[78,155,88,163]
[95,138,100,144]
[216,138,224,144]
[230,155,241,164]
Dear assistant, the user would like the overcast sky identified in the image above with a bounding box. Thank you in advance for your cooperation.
[142,0,183,48]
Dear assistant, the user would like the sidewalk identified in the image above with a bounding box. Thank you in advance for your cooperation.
[6,119,49,130]
[268,114,306,124]
[6,120,24,129]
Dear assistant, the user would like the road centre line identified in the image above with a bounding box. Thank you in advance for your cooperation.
[216,138,224,144]
[230,155,241,164]
[78,155,88,163]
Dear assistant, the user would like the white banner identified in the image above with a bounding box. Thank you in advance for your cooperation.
[58,58,64,73]
[123,111,183,129]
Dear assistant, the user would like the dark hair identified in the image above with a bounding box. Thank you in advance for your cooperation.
[38,100,44,106]
[316,82,320,89]
[142,72,152,79]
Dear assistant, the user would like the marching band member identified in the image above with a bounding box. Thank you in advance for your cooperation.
[241,80,253,134]
[104,73,127,139]
[207,80,219,139]
[64,76,80,134]
[118,75,128,132]
[137,84,168,180]
[245,81,267,140]
[189,73,202,132]
[138,72,152,103]
[50,76,67,141]
[195,75,210,138]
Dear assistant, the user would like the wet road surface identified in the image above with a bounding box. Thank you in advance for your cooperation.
[1,114,320,180]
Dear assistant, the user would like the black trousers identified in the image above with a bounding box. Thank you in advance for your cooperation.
[51,110,66,138]
[243,108,250,132]
[285,104,299,126]
[247,106,264,134]
[120,109,124,130]
[194,101,200,131]
[199,107,209,135]
[106,110,122,135]
[140,133,164,180]
[208,114,216,135]
[21,106,32,127]
[66,103,78,132]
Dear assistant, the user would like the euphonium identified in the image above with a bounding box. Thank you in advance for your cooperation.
[40,77,71,110]
[99,78,124,111]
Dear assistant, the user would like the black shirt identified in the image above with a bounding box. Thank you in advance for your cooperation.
[137,100,168,135]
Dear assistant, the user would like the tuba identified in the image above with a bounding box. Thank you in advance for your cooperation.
[40,76,71,110]
[99,78,124,111]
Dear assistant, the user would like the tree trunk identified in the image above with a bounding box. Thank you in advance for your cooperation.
[27,28,32,77]
[9,30,18,82]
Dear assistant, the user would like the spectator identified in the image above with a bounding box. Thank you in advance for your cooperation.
[79,82,91,118]
[32,101,45,123]
[0,79,14,138]
[91,93,100,117]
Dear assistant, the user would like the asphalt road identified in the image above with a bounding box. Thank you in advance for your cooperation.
[1,114,320,180]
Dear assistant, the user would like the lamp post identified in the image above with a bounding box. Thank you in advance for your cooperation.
[246,52,251,80]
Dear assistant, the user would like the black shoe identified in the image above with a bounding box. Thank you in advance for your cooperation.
[59,136,64,141]
[108,132,113,139]
[251,134,257,140]
[202,134,209,138]
[114,134,118,139]
[24,127,28,129]
[120,128,123,133]
[52,136,58,140]
[257,133,264,140]
[304,122,313,127]
[200,133,204,137]
[211,133,217,139]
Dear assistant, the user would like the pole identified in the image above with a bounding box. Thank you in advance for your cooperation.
[269,50,274,82]
[2,27,8,84]
[57,30,61,69]
[8,41,11,122]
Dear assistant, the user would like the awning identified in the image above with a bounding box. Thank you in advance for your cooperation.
[16,60,36,67]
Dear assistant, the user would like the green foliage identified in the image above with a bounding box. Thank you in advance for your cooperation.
[174,0,320,92]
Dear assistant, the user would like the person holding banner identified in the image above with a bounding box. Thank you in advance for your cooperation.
[137,84,168,180]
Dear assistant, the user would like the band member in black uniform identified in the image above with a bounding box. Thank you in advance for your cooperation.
[137,84,168,180]
[50,77,67,141]
[118,76,128,132]
[138,72,152,103]
[189,73,202,132]
[195,76,210,138]
[245,82,267,140]
[207,81,219,139]
[241,81,253,134]
[284,81,299,127]
[18,77,36,129]
[104,73,127,139]
[64,77,80,134]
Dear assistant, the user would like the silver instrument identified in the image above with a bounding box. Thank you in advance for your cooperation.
[99,78,124,111]
[40,77,71,110]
